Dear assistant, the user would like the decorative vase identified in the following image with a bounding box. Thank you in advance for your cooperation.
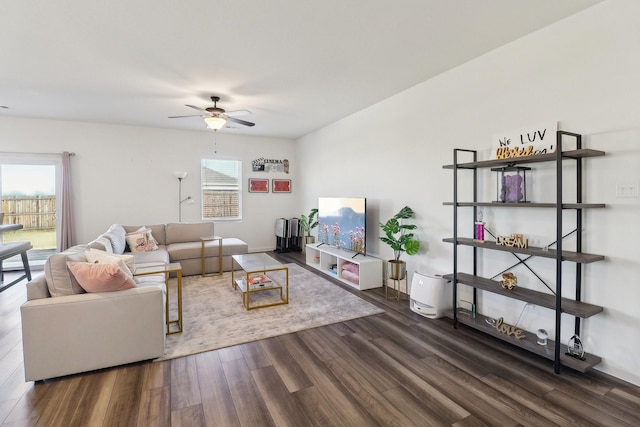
[387,260,406,280]
[302,236,315,254]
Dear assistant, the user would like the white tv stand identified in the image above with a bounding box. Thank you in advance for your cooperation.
[305,243,383,290]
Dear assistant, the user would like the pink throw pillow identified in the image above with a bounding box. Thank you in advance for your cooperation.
[67,261,136,293]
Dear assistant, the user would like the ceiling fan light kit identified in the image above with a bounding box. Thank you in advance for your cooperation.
[169,96,255,131]
[204,115,227,131]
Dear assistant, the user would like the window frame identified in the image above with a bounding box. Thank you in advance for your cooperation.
[200,158,242,221]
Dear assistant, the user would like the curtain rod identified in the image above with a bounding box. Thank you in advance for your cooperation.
[0,151,75,156]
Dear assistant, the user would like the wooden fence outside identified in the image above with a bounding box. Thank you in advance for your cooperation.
[1,195,56,230]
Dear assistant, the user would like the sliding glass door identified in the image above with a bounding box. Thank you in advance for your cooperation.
[0,153,62,266]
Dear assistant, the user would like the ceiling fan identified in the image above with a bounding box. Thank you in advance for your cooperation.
[168,96,255,131]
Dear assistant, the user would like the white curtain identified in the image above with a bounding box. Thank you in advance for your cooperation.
[59,152,75,251]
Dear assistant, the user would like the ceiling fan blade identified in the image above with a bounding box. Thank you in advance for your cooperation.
[168,114,206,119]
[227,116,255,127]
[185,104,208,113]
[226,109,251,117]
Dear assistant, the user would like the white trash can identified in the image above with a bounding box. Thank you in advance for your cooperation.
[409,272,452,319]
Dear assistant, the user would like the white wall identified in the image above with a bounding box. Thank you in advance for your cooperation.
[0,117,297,252]
[297,0,640,385]
[1,0,637,386]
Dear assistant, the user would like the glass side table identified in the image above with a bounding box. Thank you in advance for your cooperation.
[201,235,223,277]
[133,262,183,334]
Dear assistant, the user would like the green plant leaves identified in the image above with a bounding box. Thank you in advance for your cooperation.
[300,208,318,235]
[404,239,420,256]
[378,205,420,261]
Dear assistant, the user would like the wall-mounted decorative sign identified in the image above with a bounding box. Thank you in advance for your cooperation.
[272,179,291,193]
[491,121,557,159]
[251,158,290,173]
[248,178,269,193]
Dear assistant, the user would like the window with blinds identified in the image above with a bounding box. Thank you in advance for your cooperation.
[201,159,242,220]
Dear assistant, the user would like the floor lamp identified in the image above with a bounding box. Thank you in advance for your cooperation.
[175,172,194,222]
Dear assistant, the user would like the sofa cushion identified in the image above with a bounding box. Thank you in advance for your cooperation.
[85,249,135,277]
[132,261,168,285]
[166,222,214,245]
[168,238,248,261]
[123,224,166,246]
[167,242,205,261]
[67,262,136,292]
[219,238,248,256]
[131,246,170,265]
[44,251,88,297]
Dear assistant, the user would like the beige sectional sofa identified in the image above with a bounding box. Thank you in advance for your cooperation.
[92,222,248,276]
[20,222,248,381]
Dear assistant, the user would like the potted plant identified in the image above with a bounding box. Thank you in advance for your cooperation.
[300,208,318,253]
[379,206,420,279]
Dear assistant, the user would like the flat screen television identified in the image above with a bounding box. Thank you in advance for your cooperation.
[317,197,366,255]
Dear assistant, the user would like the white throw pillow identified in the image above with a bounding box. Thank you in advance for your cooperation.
[105,224,127,254]
[85,248,135,277]
[126,227,158,252]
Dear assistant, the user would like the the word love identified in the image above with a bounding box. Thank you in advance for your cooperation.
[493,317,525,340]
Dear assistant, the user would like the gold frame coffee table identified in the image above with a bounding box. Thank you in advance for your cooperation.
[231,253,289,310]
[133,262,183,334]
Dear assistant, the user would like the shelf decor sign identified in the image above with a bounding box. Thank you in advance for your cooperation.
[491,121,557,159]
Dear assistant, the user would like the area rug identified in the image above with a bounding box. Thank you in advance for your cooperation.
[156,263,384,361]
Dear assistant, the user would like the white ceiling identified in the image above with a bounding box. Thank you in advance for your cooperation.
[0,0,601,140]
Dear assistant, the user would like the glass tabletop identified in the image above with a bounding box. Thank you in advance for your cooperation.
[232,253,283,272]
[133,262,182,275]
[201,235,222,241]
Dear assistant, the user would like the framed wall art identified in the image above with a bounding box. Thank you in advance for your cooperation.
[248,178,269,193]
[272,179,291,193]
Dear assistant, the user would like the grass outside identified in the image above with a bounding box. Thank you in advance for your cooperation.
[2,229,56,250]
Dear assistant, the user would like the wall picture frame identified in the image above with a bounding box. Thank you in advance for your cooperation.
[248,178,269,193]
[272,179,291,193]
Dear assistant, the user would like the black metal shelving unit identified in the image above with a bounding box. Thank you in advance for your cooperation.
[442,131,605,373]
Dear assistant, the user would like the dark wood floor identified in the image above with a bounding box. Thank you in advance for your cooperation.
[1,252,640,426]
